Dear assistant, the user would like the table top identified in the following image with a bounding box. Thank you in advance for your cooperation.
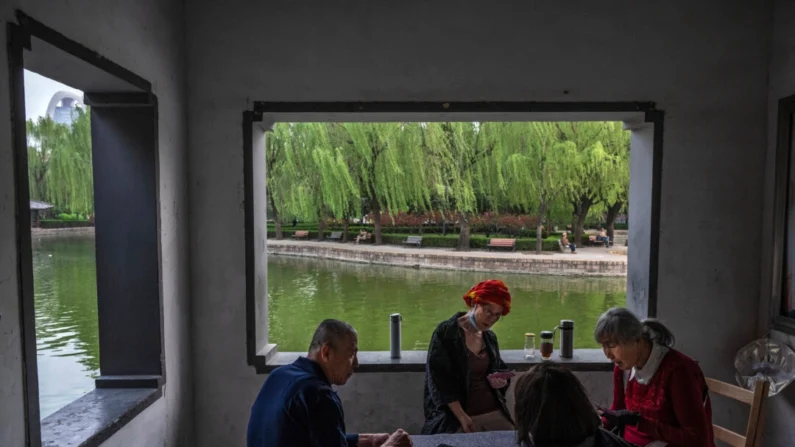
[412,430,517,447]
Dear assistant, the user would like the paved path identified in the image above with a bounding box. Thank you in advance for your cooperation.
[268,238,627,264]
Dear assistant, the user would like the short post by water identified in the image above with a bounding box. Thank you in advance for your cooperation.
[559,319,574,359]
[389,313,402,359]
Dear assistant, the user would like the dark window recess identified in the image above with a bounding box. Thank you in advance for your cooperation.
[774,95,795,334]
[87,94,164,388]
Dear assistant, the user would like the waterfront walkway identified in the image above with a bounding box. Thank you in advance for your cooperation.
[267,239,627,277]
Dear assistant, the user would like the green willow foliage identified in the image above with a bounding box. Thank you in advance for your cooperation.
[267,121,629,248]
[27,108,93,216]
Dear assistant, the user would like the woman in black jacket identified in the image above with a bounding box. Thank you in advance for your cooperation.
[514,363,635,447]
[422,279,515,434]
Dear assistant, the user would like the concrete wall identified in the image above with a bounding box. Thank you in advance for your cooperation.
[0,7,25,444]
[0,1,191,446]
[98,398,167,447]
[187,1,771,445]
[267,241,627,276]
[759,0,795,445]
[336,371,611,435]
[626,124,654,318]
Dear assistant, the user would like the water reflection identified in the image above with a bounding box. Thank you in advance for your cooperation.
[32,234,99,419]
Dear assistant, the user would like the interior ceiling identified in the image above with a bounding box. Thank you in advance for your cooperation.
[24,36,145,93]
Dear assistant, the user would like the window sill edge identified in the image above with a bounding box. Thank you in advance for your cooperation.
[254,348,612,374]
[41,387,161,447]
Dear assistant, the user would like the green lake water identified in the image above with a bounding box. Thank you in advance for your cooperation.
[33,234,626,418]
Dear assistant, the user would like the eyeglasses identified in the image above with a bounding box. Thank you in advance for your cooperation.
[479,305,502,320]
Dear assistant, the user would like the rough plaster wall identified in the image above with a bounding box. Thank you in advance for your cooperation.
[0,9,26,446]
[0,1,190,445]
[335,371,611,435]
[187,2,770,444]
[240,371,610,436]
[759,0,795,445]
[99,398,167,447]
[627,125,654,318]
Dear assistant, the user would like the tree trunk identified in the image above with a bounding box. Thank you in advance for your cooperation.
[317,217,326,241]
[343,219,350,243]
[457,212,471,251]
[605,200,623,241]
[372,199,383,245]
[536,201,548,255]
[572,195,593,247]
[269,193,283,239]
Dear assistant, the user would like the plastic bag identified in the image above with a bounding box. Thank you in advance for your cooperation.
[734,337,795,397]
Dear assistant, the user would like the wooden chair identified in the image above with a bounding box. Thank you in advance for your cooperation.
[706,377,770,447]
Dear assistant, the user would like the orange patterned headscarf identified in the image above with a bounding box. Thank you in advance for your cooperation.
[463,279,512,316]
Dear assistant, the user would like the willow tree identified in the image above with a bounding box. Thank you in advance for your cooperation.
[556,122,617,244]
[344,123,429,244]
[425,122,501,250]
[286,123,359,240]
[26,110,93,216]
[501,122,578,253]
[598,122,631,240]
[266,123,300,239]
[27,117,67,205]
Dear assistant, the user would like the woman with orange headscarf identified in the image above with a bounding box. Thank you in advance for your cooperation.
[421,279,515,434]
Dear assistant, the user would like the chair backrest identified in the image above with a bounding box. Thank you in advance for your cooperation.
[330,231,342,237]
[407,236,421,242]
[706,377,769,447]
[489,238,516,246]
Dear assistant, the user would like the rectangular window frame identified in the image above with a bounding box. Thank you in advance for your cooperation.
[9,11,165,446]
[772,94,795,334]
[243,103,665,373]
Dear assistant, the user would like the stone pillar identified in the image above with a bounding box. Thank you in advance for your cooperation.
[625,121,655,318]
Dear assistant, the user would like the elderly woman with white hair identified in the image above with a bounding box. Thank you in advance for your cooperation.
[594,307,715,447]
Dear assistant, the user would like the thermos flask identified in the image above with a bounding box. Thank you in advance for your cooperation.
[390,313,402,359]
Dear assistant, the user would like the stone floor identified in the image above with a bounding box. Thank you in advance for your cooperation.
[268,238,627,263]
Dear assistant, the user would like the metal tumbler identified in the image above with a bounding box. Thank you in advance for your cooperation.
[390,313,402,359]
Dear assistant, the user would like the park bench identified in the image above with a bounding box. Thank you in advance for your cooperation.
[402,235,422,247]
[487,238,516,252]
[292,230,309,239]
[586,235,606,247]
[328,231,343,242]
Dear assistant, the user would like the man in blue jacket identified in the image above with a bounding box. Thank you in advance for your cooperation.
[247,319,412,447]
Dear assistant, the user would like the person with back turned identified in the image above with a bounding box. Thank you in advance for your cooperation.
[247,319,412,447]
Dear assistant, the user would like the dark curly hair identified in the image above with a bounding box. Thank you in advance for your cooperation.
[514,363,601,447]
